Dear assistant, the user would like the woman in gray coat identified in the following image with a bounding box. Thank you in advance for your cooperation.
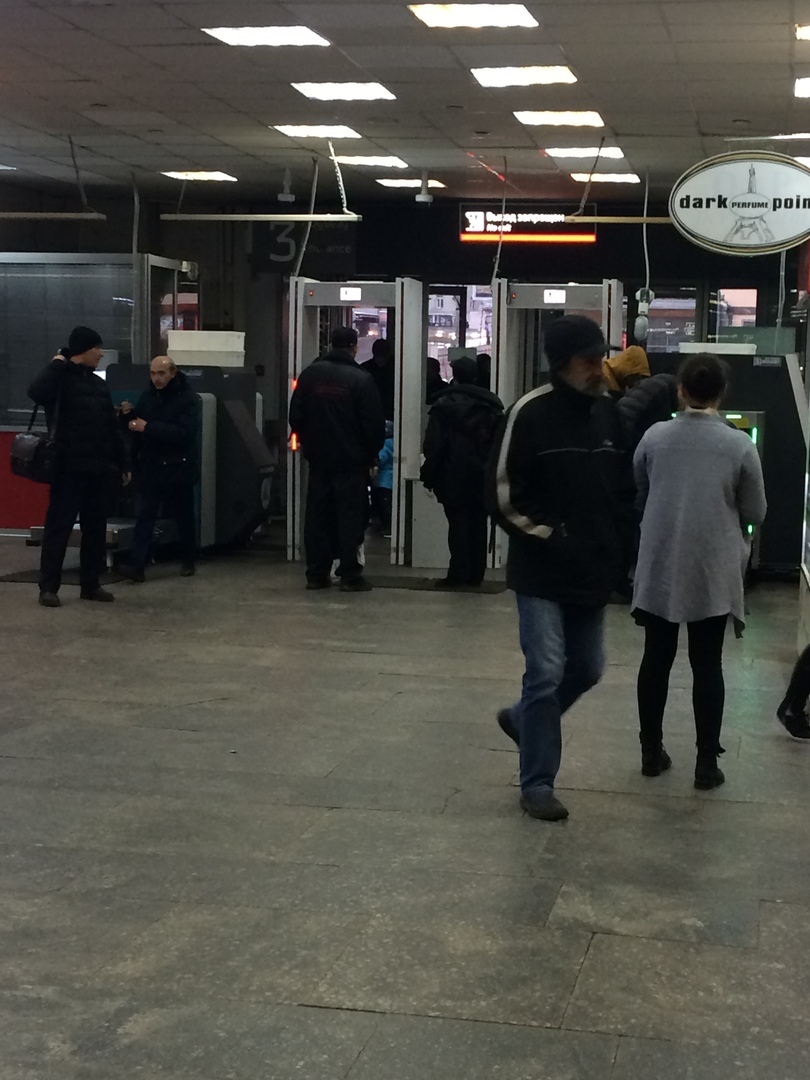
[632,354,767,790]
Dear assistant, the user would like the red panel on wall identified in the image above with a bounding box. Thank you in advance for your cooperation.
[0,432,50,528]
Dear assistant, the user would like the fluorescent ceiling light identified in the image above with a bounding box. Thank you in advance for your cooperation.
[274,124,362,138]
[797,25,810,39]
[292,82,395,101]
[161,170,237,182]
[472,66,576,88]
[409,4,538,29]
[515,110,604,127]
[570,172,641,183]
[0,164,16,170]
[795,78,810,97]
[335,155,409,168]
[545,146,624,159]
[202,26,330,47]
[376,178,445,188]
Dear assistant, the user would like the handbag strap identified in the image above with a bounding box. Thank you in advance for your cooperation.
[26,404,39,432]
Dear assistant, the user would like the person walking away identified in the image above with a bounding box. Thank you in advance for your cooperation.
[371,420,394,538]
[422,356,503,589]
[777,645,810,739]
[489,316,635,821]
[118,355,199,581]
[633,353,766,789]
[289,326,385,592]
[360,338,395,421]
[426,356,445,403]
[28,326,130,607]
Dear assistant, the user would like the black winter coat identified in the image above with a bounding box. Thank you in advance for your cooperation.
[615,373,679,452]
[289,349,386,472]
[487,378,635,606]
[360,357,395,420]
[28,358,126,475]
[128,370,199,488]
[422,383,503,506]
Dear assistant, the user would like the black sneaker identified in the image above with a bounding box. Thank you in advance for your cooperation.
[306,578,331,591]
[340,577,373,593]
[641,745,673,777]
[694,762,725,790]
[520,792,569,821]
[118,563,145,583]
[434,577,463,590]
[80,587,114,603]
[777,703,810,740]
[180,562,196,577]
[38,592,61,608]
[497,708,519,747]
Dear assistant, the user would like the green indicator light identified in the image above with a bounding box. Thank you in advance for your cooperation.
[751,427,759,445]
[747,524,754,535]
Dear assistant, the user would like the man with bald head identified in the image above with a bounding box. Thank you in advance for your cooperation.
[119,355,199,581]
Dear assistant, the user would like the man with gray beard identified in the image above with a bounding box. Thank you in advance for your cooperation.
[489,317,634,821]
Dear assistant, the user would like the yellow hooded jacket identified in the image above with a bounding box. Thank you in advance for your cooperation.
[602,346,650,392]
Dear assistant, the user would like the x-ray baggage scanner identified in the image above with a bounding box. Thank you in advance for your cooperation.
[491,279,625,406]
[287,277,430,566]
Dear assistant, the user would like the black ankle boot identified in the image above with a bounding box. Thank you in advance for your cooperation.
[694,755,725,790]
[641,744,672,777]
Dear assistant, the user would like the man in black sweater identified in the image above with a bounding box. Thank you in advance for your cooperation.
[28,326,129,608]
[289,326,385,592]
[488,316,634,821]
[119,355,199,581]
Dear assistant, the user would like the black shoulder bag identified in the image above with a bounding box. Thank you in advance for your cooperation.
[10,393,61,485]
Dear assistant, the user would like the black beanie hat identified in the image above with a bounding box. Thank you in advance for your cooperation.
[451,355,478,384]
[67,325,103,356]
[544,315,605,372]
[331,326,358,350]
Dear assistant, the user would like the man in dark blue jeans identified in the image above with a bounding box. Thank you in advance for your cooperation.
[488,316,634,821]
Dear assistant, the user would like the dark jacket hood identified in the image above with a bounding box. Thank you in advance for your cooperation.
[432,382,502,410]
[319,348,358,367]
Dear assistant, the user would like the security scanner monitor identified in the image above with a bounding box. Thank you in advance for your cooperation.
[649,351,807,573]
[287,277,427,568]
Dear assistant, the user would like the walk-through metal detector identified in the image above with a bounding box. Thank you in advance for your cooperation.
[492,279,625,406]
[287,277,427,566]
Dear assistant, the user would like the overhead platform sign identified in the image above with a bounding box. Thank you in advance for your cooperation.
[669,151,810,256]
[460,202,597,244]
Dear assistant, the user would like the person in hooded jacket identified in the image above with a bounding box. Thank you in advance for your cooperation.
[289,326,385,592]
[118,355,199,581]
[421,355,503,589]
[28,325,129,608]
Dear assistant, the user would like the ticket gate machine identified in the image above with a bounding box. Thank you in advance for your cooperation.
[492,279,625,406]
[287,277,428,566]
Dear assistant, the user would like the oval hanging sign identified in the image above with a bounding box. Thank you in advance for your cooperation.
[669,151,810,256]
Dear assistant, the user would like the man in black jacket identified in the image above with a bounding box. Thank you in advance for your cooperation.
[488,316,634,821]
[360,338,395,421]
[289,326,385,592]
[119,355,199,581]
[422,356,503,588]
[28,326,129,608]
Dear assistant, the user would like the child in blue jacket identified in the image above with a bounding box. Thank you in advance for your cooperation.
[371,420,394,537]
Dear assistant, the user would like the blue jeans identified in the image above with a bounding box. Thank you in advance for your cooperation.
[510,595,605,796]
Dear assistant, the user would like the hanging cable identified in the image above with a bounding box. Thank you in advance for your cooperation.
[68,136,92,213]
[293,158,320,279]
[572,135,606,218]
[131,177,140,362]
[642,172,651,292]
[491,157,508,287]
[327,140,350,215]
[774,248,788,353]
[176,179,188,215]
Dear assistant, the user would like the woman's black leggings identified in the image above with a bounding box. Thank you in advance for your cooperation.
[637,614,728,756]
[781,644,810,714]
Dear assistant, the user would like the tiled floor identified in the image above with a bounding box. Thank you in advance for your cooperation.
[1,538,808,1079]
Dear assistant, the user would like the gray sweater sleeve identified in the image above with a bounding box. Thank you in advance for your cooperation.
[632,434,652,515]
[737,440,767,527]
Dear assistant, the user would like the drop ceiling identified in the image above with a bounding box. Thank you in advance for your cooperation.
[0,0,809,204]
